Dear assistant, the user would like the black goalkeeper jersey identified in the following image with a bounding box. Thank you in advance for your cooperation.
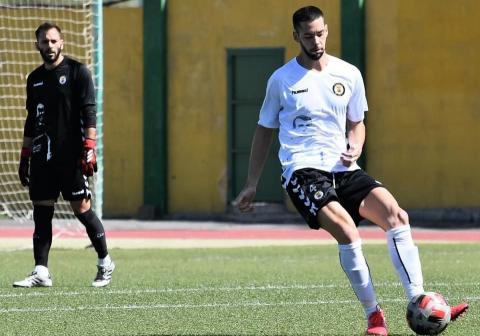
[24,56,96,165]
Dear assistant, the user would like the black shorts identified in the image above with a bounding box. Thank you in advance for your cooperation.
[283,168,384,229]
[29,158,91,202]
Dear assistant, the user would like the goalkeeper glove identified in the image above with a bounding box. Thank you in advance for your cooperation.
[18,147,30,187]
[81,138,97,176]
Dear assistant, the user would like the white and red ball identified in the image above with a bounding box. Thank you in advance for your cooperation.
[406,292,451,335]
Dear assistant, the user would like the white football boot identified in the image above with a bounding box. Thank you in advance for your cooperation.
[13,271,52,288]
[92,261,115,287]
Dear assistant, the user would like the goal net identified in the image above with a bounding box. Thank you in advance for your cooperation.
[0,0,103,225]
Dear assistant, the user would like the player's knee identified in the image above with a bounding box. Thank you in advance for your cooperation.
[319,217,359,243]
[342,225,361,243]
[33,204,54,225]
[386,205,409,229]
[398,208,409,225]
[70,198,91,215]
[33,200,55,207]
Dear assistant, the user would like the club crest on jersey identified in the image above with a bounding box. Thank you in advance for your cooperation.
[314,190,324,200]
[333,83,345,96]
[59,75,67,85]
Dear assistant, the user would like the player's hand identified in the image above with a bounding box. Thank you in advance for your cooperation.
[341,143,362,167]
[81,138,97,176]
[233,186,257,212]
[18,147,30,186]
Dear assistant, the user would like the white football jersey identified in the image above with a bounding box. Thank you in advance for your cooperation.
[258,55,368,186]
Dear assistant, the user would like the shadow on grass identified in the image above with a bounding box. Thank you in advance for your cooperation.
[135,334,411,336]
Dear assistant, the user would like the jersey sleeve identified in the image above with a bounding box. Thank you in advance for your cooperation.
[23,76,35,137]
[347,68,368,122]
[77,64,97,128]
[258,74,281,129]
[77,64,96,108]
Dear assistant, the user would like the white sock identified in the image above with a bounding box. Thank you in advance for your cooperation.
[339,239,378,317]
[98,254,112,266]
[34,265,49,278]
[387,226,424,300]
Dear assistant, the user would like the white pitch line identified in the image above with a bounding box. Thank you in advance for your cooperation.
[1,296,479,314]
[0,281,479,299]
[0,299,404,314]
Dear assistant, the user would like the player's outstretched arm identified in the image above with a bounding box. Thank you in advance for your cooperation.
[233,125,274,212]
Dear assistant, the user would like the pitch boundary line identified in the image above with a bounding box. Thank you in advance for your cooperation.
[1,296,478,314]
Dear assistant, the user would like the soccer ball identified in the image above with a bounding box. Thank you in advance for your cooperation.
[406,292,451,335]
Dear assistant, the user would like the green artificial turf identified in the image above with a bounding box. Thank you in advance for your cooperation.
[0,244,478,335]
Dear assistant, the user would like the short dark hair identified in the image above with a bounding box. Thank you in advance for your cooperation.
[292,6,324,32]
[35,22,62,41]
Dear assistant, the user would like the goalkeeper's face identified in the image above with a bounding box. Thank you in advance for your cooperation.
[36,28,64,66]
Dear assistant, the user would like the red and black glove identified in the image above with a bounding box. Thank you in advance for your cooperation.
[18,147,30,187]
[81,138,97,176]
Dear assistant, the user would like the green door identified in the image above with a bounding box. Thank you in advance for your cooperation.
[227,48,284,203]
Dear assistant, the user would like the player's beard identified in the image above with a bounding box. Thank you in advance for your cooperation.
[300,42,324,61]
[39,48,62,65]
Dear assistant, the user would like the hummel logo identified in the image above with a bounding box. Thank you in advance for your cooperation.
[72,190,85,196]
[33,82,43,87]
[291,88,308,95]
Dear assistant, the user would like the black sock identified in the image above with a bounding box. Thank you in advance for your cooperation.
[33,205,54,267]
[75,209,108,259]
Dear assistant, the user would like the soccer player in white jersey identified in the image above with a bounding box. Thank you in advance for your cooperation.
[234,6,468,336]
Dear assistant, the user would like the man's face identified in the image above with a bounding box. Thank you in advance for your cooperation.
[294,17,328,60]
[36,28,63,65]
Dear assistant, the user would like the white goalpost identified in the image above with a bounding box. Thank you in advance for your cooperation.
[0,0,103,224]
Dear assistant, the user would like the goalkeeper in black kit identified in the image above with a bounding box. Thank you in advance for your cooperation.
[14,22,115,288]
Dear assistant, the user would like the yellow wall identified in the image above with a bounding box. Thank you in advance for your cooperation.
[366,0,480,208]
[168,0,341,213]
[103,8,144,216]
[100,1,480,216]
